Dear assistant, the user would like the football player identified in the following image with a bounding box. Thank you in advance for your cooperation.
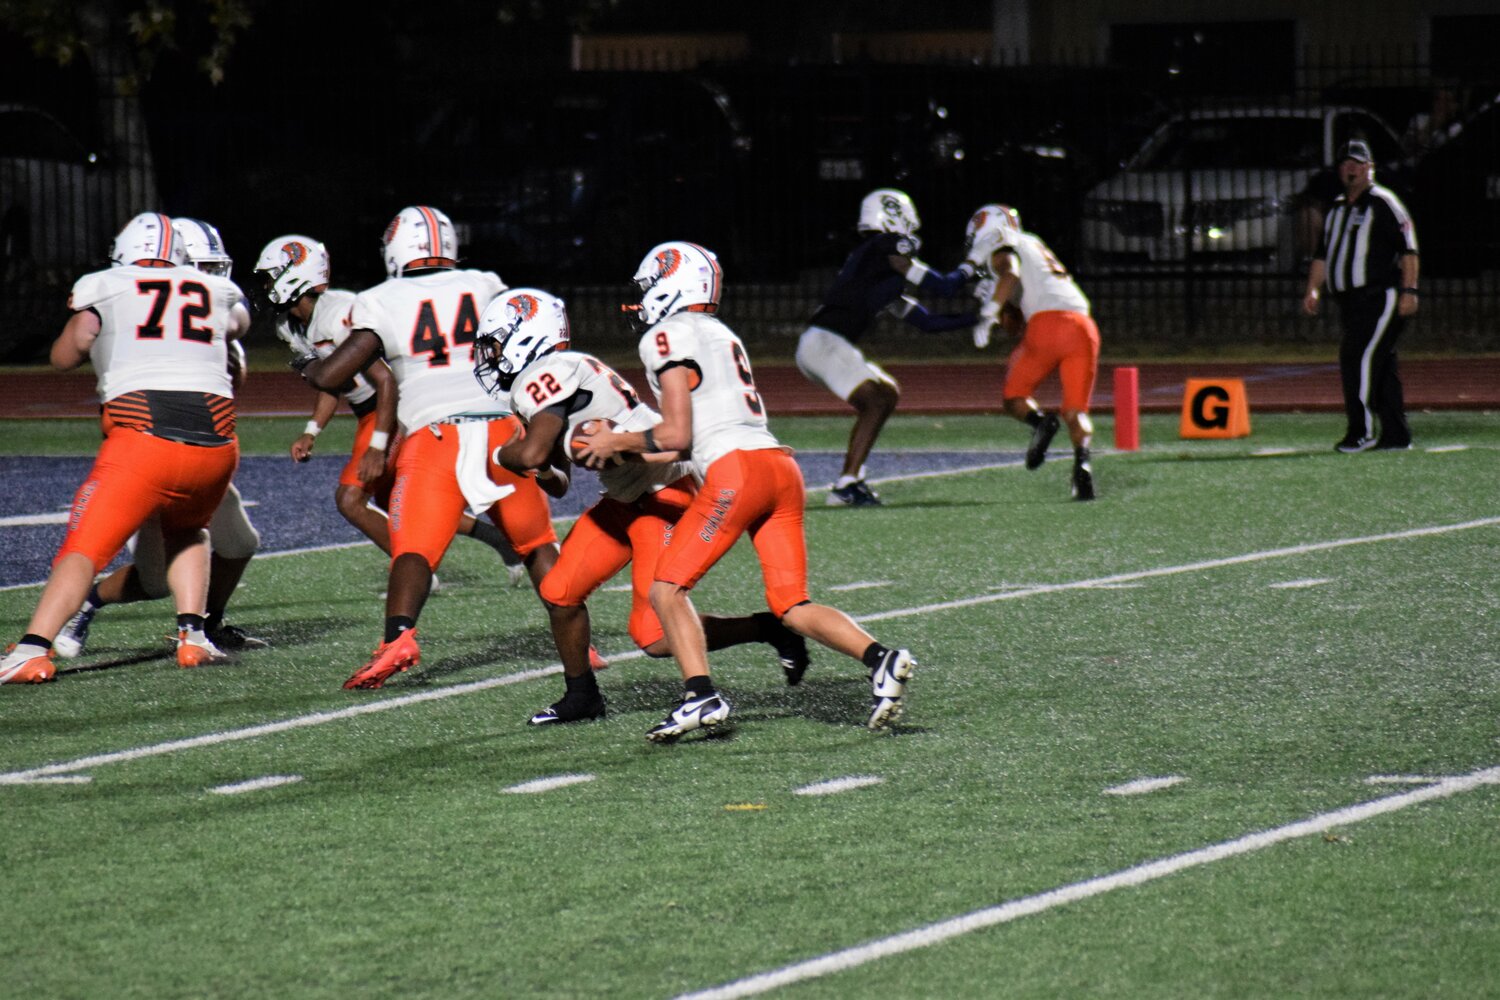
[575,242,917,741]
[297,206,575,690]
[964,204,1101,500]
[796,188,974,506]
[52,218,268,660]
[474,288,810,726]
[255,234,527,585]
[2,212,248,683]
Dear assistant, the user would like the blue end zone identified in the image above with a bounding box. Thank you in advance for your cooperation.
[0,451,1011,589]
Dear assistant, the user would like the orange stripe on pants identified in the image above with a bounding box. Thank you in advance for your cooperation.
[654,448,810,617]
[56,428,238,572]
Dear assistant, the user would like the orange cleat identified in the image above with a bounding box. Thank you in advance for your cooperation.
[588,645,609,671]
[0,644,56,684]
[176,631,228,669]
[344,629,421,690]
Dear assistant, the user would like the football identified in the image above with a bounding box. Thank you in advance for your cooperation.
[569,419,621,465]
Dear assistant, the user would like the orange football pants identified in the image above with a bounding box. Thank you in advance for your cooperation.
[340,410,400,502]
[540,477,697,649]
[654,448,810,617]
[56,427,238,572]
[1003,309,1101,413]
[387,417,556,570]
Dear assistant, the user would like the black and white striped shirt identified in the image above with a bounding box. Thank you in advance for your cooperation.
[1317,183,1419,293]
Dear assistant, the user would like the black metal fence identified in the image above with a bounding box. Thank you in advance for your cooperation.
[3,45,1497,361]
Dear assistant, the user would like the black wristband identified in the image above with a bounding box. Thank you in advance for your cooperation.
[643,428,659,452]
[1399,287,1418,295]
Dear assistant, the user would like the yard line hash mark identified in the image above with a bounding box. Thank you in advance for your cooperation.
[504,774,597,794]
[1364,775,1442,785]
[673,764,1500,1000]
[2,516,1496,785]
[794,776,884,796]
[1269,578,1332,589]
[828,581,891,592]
[209,775,303,795]
[1103,776,1187,796]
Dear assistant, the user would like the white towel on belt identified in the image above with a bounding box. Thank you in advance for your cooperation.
[454,421,515,517]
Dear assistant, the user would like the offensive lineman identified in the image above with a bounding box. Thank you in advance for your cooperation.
[298,206,567,690]
[577,242,917,741]
[2,212,248,683]
[255,234,527,582]
[796,188,974,505]
[473,288,809,725]
[966,204,1101,500]
[52,218,267,660]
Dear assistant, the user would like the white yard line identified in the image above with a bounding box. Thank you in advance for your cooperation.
[793,776,885,796]
[673,764,1500,1000]
[1426,445,1468,453]
[208,775,302,795]
[1103,776,1188,796]
[503,774,596,794]
[1269,578,1332,589]
[2,516,1497,785]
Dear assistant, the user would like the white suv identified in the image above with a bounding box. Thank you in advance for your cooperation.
[1079,105,1401,274]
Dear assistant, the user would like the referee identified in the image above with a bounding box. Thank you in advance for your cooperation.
[1301,138,1420,452]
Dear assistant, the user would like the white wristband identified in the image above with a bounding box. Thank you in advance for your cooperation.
[905,259,931,286]
[979,299,1001,322]
[368,430,390,451]
[304,421,322,437]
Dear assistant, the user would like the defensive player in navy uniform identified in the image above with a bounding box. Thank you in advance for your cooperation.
[795,188,975,505]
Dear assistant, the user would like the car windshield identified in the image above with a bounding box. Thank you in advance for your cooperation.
[1133,116,1321,170]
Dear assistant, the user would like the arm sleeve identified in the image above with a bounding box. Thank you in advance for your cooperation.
[890,295,976,334]
[917,263,975,297]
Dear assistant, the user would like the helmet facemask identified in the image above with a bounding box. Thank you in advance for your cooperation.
[473,290,570,397]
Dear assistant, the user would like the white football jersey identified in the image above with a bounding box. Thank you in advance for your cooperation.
[351,268,508,429]
[973,230,1090,320]
[70,264,241,401]
[638,311,778,479]
[276,289,374,406]
[510,350,693,503]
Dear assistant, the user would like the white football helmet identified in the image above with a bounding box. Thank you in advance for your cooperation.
[966,202,1026,257]
[172,217,233,276]
[382,205,458,277]
[254,235,331,307]
[628,241,721,330]
[109,212,187,268]
[857,188,921,239]
[473,288,571,396]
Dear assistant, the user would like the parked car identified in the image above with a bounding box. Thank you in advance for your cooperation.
[1078,105,1402,274]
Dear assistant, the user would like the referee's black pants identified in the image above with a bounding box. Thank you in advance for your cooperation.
[1335,287,1409,446]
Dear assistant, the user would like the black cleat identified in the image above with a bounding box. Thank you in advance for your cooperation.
[528,693,607,726]
[1026,414,1061,470]
[1071,460,1096,501]
[768,620,810,686]
[827,480,882,507]
[206,622,269,650]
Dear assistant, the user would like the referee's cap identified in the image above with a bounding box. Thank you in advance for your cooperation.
[1337,139,1373,164]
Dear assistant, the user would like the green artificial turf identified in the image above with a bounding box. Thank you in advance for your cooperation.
[2,412,1498,998]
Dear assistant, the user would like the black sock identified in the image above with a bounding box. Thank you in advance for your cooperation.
[1075,446,1091,463]
[177,613,205,634]
[384,616,417,644]
[20,633,52,652]
[751,610,779,641]
[84,584,104,611]
[564,671,600,697]
[467,518,513,557]
[684,675,716,697]
[204,610,224,632]
[1025,411,1044,427]
[861,642,891,670]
